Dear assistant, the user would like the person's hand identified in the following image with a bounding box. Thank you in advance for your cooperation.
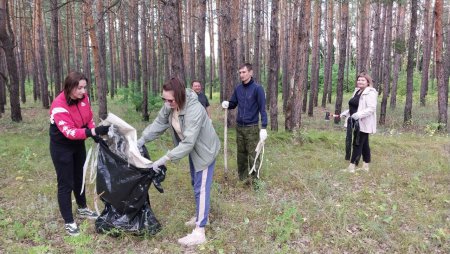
[137,138,145,153]
[339,113,346,118]
[221,101,229,109]
[92,135,102,143]
[351,113,360,120]
[95,125,110,136]
[152,155,169,174]
[259,129,267,141]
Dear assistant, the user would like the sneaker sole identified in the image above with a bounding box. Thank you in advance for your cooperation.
[67,231,80,236]
[77,214,98,220]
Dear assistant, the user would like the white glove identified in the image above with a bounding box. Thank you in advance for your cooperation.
[221,101,229,109]
[351,113,360,120]
[259,129,267,141]
[152,155,169,174]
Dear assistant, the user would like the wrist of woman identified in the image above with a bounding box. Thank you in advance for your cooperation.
[91,128,96,136]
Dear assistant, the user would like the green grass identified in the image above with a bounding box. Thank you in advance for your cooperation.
[0,93,449,253]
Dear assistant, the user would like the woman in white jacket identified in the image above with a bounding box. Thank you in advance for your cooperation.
[335,72,378,172]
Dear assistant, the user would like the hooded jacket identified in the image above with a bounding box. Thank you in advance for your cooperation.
[341,87,378,134]
[140,89,220,171]
[49,92,95,144]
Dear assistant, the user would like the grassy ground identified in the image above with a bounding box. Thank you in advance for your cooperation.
[0,94,449,254]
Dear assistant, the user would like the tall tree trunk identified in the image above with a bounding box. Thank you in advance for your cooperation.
[50,0,62,97]
[379,1,393,125]
[218,5,224,101]
[444,6,450,94]
[357,0,370,73]
[238,0,245,63]
[71,3,79,71]
[141,1,149,121]
[80,9,92,94]
[0,0,21,121]
[208,0,215,99]
[286,0,300,113]
[84,0,108,119]
[119,7,128,88]
[346,25,352,92]
[434,0,447,130]
[65,4,71,71]
[371,2,384,90]
[419,0,433,106]
[246,0,252,62]
[161,0,186,83]
[108,0,116,98]
[308,0,321,116]
[220,0,239,127]
[197,0,206,88]
[0,48,5,115]
[268,0,279,131]
[188,1,196,82]
[404,0,418,125]
[334,0,348,122]
[322,0,333,108]
[288,0,310,131]
[147,0,154,95]
[301,1,311,114]
[15,0,25,104]
[281,0,291,112]
[131,0,141,93]
[253,0,261,82]
[390,2,406,109]
[34,0,49,108]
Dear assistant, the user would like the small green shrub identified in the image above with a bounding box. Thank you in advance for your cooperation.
[267,205,303,245]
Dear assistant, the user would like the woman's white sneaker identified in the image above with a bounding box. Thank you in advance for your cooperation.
[178,227,206,246]
[64,222,80,236]
[77,207,98,220]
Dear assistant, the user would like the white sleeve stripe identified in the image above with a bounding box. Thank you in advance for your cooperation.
[50,107,69,124]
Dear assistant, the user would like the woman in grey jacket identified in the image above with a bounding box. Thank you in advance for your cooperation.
[137,77,220,246]
[335,72,378,173]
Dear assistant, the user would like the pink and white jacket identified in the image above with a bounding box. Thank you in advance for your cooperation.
[49,92,95,142]
[341,87,378,134]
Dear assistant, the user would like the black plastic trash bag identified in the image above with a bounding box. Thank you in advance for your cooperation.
[95,141,166,236]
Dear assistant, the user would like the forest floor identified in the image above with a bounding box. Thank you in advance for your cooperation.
[0,95,449,253]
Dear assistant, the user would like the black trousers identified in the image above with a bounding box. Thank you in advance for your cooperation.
[350,132,371,164]
[50,142,87,224]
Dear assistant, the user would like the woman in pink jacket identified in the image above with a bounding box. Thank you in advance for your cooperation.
[49,72,110,236]
[335,72,378,173]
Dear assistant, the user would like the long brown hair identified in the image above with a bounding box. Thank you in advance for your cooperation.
[63,71,88,101]
[163,77,186,109]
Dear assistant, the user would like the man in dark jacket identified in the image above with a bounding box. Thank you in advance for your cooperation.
[221,63,268,183]
[191,80,211,118]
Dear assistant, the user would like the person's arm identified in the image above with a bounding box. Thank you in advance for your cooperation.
[140,106,171,144]
[51,106,90,140]
[206,106,211,118]
[228,87,238,109]
[257,86,268,128]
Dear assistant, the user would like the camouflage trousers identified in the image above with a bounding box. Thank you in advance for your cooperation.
[236,125,260,181]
